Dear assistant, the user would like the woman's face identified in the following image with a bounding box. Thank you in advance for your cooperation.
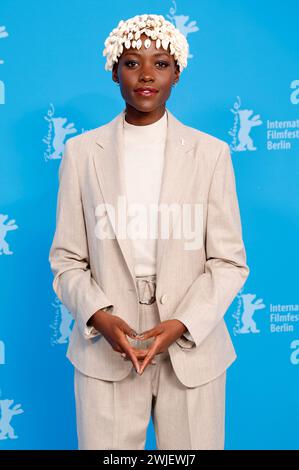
[112,33,180,114]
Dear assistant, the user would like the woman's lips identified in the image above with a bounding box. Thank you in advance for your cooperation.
[134,89,158,97]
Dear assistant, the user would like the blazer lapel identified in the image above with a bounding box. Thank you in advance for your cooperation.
[93,107,197,287]
[155,109,197,282]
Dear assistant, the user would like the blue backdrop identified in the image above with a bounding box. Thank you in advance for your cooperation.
[1,0,298,450]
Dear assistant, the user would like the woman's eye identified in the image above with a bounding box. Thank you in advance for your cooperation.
[156,61,169,68]
[124,60,169,68]
[125,60,137,67]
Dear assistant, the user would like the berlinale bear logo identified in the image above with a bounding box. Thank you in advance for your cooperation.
[0,399,24,440]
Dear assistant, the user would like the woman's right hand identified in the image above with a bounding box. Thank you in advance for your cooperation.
[87,309,155,373]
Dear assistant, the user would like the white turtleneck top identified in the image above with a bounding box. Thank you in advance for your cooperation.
[123,110,167,277]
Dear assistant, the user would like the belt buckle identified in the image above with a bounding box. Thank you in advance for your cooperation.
[137,279,156,305]
[139,296,156,305]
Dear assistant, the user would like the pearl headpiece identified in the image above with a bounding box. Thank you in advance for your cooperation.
[102,13,189,72]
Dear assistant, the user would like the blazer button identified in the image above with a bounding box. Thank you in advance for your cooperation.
[160,294,168,304]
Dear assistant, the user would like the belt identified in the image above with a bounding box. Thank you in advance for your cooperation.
[135,274,157,305]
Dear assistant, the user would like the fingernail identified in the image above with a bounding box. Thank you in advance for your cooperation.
[138,334,144,339]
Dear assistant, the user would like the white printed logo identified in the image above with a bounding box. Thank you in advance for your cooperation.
[0,399,24,440]
[0,25,8,65]
[0,25,9,104]
[0,214,18,256]
[229,96,263,152]
[50,297,74,346]
[290,339,299,365]
[166,0,199,59]
[233,289,299,336]
[0,340,5,365]
[43,103,77,161]
[233,290,265,336]
[290,80,299,105]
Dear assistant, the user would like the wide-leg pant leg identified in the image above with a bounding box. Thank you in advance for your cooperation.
[73,293,166,450]
[74,364,154,450]
[152,358,227,450]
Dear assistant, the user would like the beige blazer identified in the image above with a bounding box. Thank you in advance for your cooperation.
[49,107,249,388]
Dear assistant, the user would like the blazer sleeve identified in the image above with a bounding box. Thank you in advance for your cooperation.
[170,142,250,348]
[183,330,194,341]
[176,329,196,349]
[48,139,114,340]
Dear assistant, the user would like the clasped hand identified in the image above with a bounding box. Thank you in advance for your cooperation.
[88,309,187,375]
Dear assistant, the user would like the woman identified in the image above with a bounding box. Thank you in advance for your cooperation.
[49,13,249,450]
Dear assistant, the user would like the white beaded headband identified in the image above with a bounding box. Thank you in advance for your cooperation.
[102,13,189,73]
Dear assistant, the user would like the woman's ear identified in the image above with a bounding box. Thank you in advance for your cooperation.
[112,63,119,84]
[174,61,180,83]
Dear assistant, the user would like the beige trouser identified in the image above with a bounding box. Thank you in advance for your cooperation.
[74,275,227,450]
